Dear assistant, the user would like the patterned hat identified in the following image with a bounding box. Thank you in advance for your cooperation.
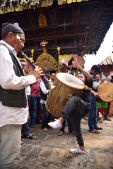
[1,22,24,38]
[60,58,68,67]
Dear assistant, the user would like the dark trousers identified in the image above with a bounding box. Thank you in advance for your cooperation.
[22,122,30,137]
[41,103,50,129]
[88,95,97,130]
[60,118,73,133]
[61,96,90,146]
[29,96,41,125]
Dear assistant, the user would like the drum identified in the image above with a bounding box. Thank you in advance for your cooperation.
[109,101,113,116]
[98,81,113,102]
[46,73,85,118]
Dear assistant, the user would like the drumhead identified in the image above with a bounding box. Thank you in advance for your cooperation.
[98,81,113,102]
[56,73,85,89]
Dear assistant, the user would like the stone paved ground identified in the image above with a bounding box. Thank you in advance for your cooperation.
[17,117,113,169]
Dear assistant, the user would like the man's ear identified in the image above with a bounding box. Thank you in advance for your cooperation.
[8,32,13,38]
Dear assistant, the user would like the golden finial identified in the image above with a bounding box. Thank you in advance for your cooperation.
[40,40,48,53]
[31,48,34,61]
[57,46,61,56]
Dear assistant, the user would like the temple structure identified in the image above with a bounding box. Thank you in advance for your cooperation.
[0,0,113,69]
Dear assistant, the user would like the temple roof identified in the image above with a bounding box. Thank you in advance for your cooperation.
[99,53,113,65]
[0,0,113,59]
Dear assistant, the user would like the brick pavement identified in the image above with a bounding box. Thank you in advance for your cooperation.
[17,117,113,169]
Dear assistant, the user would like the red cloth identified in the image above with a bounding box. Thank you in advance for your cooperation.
[98,108,105,116]
[30,81,40,97]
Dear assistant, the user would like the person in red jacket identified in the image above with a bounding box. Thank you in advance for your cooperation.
[29,80,41,127]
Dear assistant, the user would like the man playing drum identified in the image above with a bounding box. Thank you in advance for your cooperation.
[48,54,93,154]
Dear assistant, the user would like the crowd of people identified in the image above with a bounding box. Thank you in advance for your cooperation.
[0,22,112,168]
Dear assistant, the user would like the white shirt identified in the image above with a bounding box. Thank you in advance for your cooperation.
[0,40,36,127]
[26,86,31,96]
[39,79,49,104]
[39,80,49,95]
[49,79,54,86]
[93,81,100,90]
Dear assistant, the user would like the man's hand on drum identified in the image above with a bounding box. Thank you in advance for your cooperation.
[33,66,43,80]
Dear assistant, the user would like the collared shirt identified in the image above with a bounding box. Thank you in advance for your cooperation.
[39,79,49,104]
[39,79,49,95]
[49,79,54,86]
[0,40,36,127]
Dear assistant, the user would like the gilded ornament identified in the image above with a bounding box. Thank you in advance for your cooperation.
[36,41,57,70]
[57,46,61,55]
[15,5,23,12]
[6,6,12,13]
[0,0,89,14]
[31,48,34,61]
[67,0,73,4]
[0,8,4,14]
[58,0,63,5]
[30,0,41,7]
[21,0,30,5]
